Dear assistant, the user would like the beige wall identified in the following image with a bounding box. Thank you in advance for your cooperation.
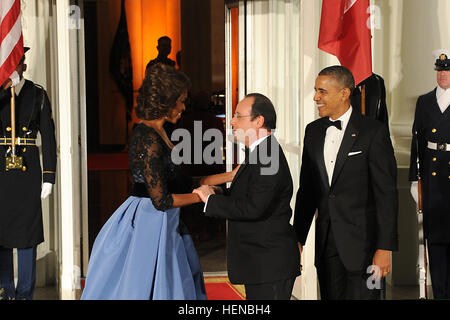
[372,0,450,167]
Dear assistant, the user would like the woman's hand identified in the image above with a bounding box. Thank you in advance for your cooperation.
[230,164,241,180]
[193,185,215,203]
[198,164,242,186]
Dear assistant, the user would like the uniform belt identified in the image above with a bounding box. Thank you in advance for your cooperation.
[427,141,450,152]
[0,138,37,146]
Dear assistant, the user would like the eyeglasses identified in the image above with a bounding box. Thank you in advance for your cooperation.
[233,113,252,119]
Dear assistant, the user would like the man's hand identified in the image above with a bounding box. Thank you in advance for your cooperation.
[371,249,391,280]
[231,164,241,179]
[193,185,215,203]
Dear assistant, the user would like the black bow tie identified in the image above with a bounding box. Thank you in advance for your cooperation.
[324,118,342,130]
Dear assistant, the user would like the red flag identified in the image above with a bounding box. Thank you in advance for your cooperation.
[318,0,372,85]
[0,0,24,86]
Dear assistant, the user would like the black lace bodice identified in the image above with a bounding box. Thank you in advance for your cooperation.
[129,123,192,211]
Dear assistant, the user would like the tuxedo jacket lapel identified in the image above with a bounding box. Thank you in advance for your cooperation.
[230,158,248,190]
[330,111,360,188]
[313,119,330,190]
[230,141,255,190]
[229,135,274,190]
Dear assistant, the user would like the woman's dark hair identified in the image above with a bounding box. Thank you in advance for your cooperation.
[246,93,277,130]
[136,63,191,120]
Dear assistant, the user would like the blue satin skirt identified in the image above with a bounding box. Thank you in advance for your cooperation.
[81,196,206,300]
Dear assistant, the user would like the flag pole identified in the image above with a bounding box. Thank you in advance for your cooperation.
[361,84,366,115]
[5,86,23,171]
[10,86,16,156]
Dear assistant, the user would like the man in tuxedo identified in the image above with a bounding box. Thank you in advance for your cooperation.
[293,66,398,300]
[409,49,450,299]
[194,93,300,300]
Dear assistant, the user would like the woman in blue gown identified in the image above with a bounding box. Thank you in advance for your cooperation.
[81,63,237,300]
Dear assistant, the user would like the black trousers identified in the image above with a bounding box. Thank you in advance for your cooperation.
[316,226,381,300]
[245,277,296,300]
[428,243,450,299]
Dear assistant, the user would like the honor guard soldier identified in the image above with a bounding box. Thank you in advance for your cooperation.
[0,47,56,300]
[145,36,176,76]
[409,49,450,299]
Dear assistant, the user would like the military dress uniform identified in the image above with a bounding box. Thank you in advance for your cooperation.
[409,51,450,299]
[145,56,176,76]
[0,78,56,300]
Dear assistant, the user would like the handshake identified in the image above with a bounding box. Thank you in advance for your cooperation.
[192,163,241,203]
[193,185,223,203]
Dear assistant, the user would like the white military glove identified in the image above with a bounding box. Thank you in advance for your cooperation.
[10,71,20,86]
[41,182,53,199]
[410,181,418,204]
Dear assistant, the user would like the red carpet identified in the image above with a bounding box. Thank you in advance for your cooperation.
[204,276,246,300]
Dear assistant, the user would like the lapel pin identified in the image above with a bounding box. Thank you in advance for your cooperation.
[351,133,356,137]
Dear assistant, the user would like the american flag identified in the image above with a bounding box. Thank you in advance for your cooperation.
[0,0,23,86]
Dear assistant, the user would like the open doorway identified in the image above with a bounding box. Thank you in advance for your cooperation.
[82,0,232,276]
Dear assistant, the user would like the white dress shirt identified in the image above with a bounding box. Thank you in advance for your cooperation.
[436,86,450,113]
[15,77,25,95]
[248,134,271,153]
[323,106,353,186]
[202,133,272,212]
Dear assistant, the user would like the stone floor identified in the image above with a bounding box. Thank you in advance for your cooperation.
[33,279,425,300]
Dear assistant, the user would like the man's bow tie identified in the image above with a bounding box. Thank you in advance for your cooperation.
[324,118,342,130]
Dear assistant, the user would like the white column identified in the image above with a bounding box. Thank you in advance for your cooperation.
[56,0,78,300]
[21,0,57,288]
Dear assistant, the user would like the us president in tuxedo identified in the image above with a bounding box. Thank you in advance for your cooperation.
[293,66,398,300]
[194,93,300,300]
